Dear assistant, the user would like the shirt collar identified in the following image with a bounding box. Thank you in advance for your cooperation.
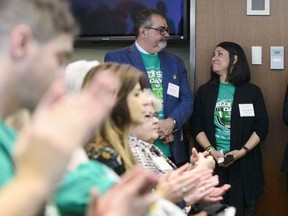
[135,41,157,55]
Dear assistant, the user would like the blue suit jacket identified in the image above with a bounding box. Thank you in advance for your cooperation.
[104,44,193,165]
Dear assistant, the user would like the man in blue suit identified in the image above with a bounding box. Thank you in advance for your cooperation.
[105,9,193,166]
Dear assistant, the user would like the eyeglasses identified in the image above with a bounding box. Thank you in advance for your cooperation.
[144,113,158,121]
[145,26,169,35]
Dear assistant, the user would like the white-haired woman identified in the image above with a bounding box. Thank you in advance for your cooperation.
[129,89,231,213]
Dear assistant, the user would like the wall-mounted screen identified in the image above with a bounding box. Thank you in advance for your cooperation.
[70,0,189,41]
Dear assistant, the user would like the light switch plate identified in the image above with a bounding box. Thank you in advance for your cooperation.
[252,46,262,65]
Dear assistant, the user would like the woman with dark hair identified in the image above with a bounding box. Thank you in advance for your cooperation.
[191,42,269,216]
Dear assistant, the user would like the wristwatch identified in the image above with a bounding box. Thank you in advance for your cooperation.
[172,118,177,129]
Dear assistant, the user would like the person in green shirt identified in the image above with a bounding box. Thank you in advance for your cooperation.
[0,1,158,216]
[191,42,268,216]
[105,9,194,167]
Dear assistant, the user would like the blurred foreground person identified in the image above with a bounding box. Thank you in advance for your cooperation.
[55,62,160,216]
[0,1,158,216]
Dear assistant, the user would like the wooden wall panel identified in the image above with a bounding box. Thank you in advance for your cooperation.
[195,0,288,215]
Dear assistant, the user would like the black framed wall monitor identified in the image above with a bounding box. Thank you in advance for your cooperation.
[70,0,189,41]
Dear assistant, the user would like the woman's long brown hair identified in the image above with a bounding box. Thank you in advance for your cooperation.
[82,62,147,170]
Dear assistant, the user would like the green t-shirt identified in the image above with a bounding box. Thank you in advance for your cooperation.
[0,121,16,186]
[214,83,235,153]
[55,160,119,216]
[0,121,119,216]
[140,52,172,157]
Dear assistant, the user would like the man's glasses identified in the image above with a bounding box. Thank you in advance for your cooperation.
[145,26,169,35]
[144,113,158,121]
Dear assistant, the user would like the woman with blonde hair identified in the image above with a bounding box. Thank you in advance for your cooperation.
[55,62,166,216]
[82,62,190,214]
[83,62,148,175]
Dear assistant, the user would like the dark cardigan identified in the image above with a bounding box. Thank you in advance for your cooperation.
[281,87,288,174]
[283,86,288,126]
[191,82,269,215]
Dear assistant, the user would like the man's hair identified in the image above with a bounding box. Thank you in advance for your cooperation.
[0,0,78,44]
[134,8,166,38]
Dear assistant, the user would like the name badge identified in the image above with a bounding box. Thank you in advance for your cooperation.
[152,156,174,172]
[239,104,255,117]
[167,83,179,98]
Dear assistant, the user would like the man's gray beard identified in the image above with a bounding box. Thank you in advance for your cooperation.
[158,41,167,49]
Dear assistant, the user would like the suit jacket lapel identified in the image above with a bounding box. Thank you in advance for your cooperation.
[128,44,146,72]
[159,52,170,112]
[128,44,150,88]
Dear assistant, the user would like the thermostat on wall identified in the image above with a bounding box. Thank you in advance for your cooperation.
[270,46,284,70]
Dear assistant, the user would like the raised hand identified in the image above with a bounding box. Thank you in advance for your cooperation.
[86,166,159,216]
[183,174,220,206]
[156,164,214,205]
[190,148,215,169]
[200,184,231,203]
[14,71,119,190]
